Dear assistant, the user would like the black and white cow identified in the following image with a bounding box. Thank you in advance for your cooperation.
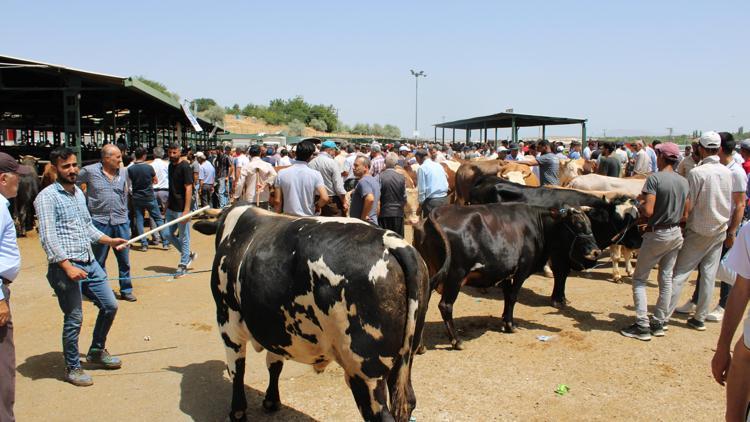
[194,204,430,422]
[413,203,601,350]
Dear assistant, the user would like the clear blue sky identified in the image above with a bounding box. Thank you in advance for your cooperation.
[2,0,748,139]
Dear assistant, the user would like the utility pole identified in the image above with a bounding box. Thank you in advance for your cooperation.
[410,70,426,139]
[666,127,673,139]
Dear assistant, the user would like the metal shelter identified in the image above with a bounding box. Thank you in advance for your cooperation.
[433,112,587,145]
[0,55,223,161]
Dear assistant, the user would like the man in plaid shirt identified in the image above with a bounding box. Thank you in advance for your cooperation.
[34,147,128,387]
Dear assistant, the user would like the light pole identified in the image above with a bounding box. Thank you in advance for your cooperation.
[410,69,426,139]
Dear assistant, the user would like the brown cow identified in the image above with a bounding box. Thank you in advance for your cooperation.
[455,160,540,205]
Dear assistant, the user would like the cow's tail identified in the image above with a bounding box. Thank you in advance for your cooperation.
[388,243,426,422]
[426,210,451,292]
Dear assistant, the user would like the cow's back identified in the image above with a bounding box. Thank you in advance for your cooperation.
[216,209,424,368]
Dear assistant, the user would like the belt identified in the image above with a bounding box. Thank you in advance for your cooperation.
[154,188,168,191]
[644,224,679,232]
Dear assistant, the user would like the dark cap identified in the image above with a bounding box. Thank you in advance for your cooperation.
[509,143,519,150]
[0,153,31,175]
[248,144,261,156]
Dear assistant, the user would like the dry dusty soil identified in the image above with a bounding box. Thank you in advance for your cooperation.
[10,227,727,421]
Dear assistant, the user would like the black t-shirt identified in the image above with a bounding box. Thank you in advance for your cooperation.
[127,162,156,201]
[379,169,406,218]
[168,160,194,212]
[215,153,230,178]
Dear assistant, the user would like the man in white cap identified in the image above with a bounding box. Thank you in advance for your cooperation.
[676,132,747,322]
[0,152,30,420]
[668,131,733,331]
[497,146,509,160]
[397,145,411,168]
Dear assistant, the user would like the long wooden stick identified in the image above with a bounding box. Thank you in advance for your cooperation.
[126,205,211,246]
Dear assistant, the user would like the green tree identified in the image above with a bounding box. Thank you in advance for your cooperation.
[226,104,241,114]
[201,105,226,125]
[286,119,306,136]
[135,76,179,101]
[352,123,370,135]
[309,118,328,132]
[192,98,217,113]
[383,124,401,138]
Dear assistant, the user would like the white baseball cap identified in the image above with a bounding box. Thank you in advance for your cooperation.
[699,131,721,148]
[399,145,410,152]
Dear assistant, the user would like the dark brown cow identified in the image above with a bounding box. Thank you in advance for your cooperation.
[455,160,540,205]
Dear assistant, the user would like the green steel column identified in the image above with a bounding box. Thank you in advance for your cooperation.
[434,126,437,142]
[542,125,546,140]
[466,126,470,143]
[581,122,587,144]
[511,118,517,143]
[452,128,455,144]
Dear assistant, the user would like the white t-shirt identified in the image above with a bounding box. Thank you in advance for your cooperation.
[151,158,169,189]
[724,223,750,345]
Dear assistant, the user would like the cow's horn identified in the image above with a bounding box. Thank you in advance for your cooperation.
[204,208,222,218]
[579,206,592,212]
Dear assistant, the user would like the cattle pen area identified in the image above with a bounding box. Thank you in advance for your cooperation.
[11,228,723,421]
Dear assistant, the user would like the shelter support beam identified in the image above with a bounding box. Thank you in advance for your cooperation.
[581,122,587,144]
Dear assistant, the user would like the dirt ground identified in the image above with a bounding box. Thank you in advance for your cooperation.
[10,226,727,421]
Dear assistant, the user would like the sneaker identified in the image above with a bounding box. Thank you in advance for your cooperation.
[186,251,197,268]
[65,367,93,387]
[675,300,696,314]
[119,292,137,302]
[174,265,188,278]
[620,324,652,341]
[686,317,706,331]
[706,305,725,322]
[650,321,666,337]
[139,245,148,252]
[86,349,122,369]
[162,243,170,250]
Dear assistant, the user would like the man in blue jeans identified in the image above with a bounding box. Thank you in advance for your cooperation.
[77,144,135,302]
[34,147,128,387]
[128,147,166,254]
[165,143,197,276]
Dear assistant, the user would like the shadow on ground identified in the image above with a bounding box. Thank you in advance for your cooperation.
[143,265,179,274]
[167,360,317,422]
[16,351,65,381]
[422,315,563,350]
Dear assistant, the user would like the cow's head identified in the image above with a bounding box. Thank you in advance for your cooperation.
[551,205,602,269]
[608,196,642,249]
[558,158,585,186]
[19,155,40,168]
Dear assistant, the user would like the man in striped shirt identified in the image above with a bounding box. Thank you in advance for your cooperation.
[77,144,134,302]
[34,147,128,387]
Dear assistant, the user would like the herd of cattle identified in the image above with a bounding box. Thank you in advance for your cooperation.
[187,156,644,422]
[7,153,646,421]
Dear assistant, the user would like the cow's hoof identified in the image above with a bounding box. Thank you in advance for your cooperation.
[416,344,427,355]
[543,268,553,278]
[230,410,247,422]
[612,277,622,284]
[262,399,281,412]
[503,323,517,333]
[551,299,568,309]
[451,339,465,350]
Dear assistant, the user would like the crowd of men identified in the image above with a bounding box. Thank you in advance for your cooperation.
[3,132,750,420]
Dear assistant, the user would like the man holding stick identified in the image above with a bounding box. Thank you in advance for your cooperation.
[164,143,197,277]
[34,147,128,387]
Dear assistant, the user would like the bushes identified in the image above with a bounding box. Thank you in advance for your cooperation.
[238,96,338,132]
